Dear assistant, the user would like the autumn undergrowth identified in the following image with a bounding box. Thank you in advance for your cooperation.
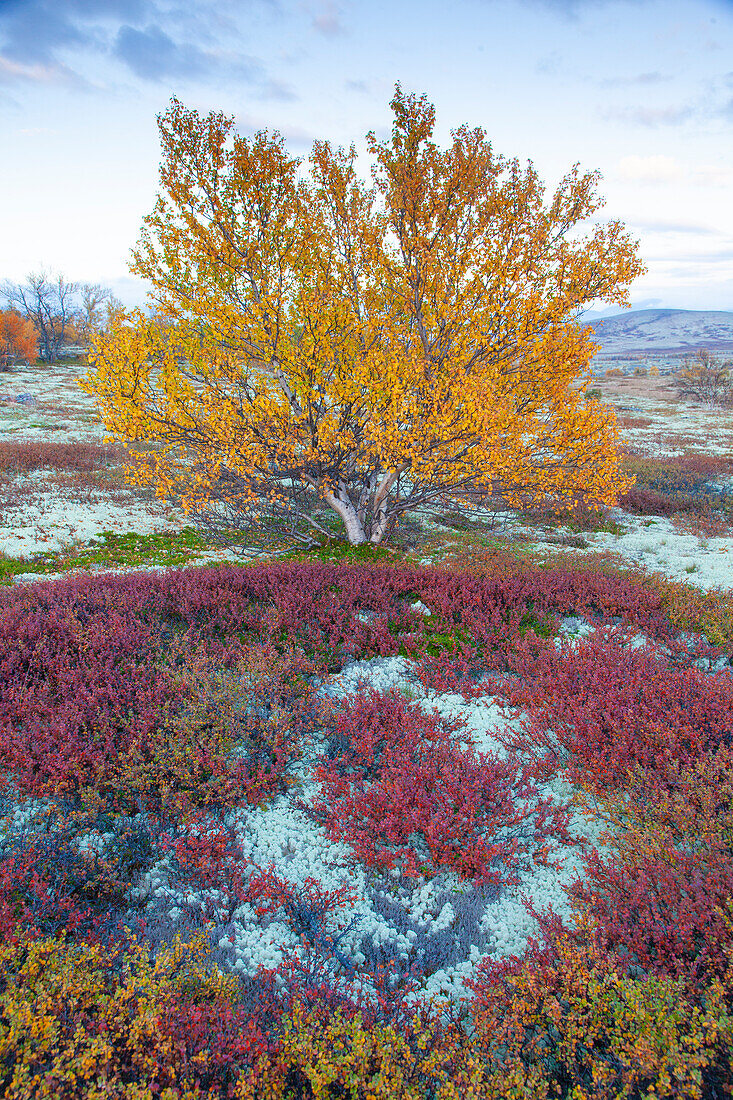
[0,554,732,1098]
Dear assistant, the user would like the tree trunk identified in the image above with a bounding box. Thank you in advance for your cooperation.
[369,467,404,544]
[321,486,369,544]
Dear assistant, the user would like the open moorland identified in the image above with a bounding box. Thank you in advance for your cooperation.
[1,359,733,1097]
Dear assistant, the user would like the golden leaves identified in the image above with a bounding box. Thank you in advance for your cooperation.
[80,86,644,545]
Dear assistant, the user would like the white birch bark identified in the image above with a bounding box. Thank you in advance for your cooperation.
[321,485,368,544]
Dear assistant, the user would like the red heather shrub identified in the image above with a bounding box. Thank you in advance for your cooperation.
[146,557,673,660]
[566,746,733,994]
[625,742,733,842]
[251,945,448,1049]
[409,627,558,702]
[305,686,573,887]
[153,997,278,1090]
[428,556,674,633]
[165,816,253,917]
[0,555,677,683]
[618,485,684,516]
[496,629,733,796]
[0,574,316,816]
[151,559,422,663]
[245,866,359,946]
[114,648,313,822]
[571,834,733,991]
[404,564,678,703]
[0,598,180,802]
[0,835,128,945]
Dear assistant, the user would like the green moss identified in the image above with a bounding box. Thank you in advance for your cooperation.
[0,527,239,584]
[518,610,557,638]
[282,537,401,565]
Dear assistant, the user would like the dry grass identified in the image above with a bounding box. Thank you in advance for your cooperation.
[625,432,715,456]
[0,440,128,474]
[669,509,733,539]
[614,415,655,429]
[0,441,166,516]
[595,375,682,404]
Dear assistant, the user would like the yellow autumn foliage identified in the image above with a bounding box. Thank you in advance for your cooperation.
[81,86,644,547]
[0,932,235,1099]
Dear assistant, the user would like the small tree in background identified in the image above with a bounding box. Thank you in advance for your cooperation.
[0,310,38,369]
[1,274,121,363]
[675,349,733,407]
[81,86,644,550]
[1,271,78,363]
[75,283,124,346]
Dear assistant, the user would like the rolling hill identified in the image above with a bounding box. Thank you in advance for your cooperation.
[589,308,733,357]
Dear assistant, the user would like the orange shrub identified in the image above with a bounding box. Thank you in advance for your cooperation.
[0,310,37,368]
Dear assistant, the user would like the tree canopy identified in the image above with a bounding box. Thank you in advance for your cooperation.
[81,86,644,549]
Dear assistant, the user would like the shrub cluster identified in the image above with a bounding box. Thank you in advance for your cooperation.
[618,453,733,522]
[0,560,731,1096]
[304,685,572,886]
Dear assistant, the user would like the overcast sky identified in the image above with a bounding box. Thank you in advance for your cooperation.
[1,0,732,313]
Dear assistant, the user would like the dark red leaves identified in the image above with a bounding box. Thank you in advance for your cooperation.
[306,686,572,887]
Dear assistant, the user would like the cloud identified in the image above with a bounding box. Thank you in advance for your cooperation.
[16,124,59,134]
[0,0,150,68]
[535,52,563,75]
[311,2,346,36]
[615,156,733,189]
[645,248,733,264]
[629,220,721,237]
[599,71,669,88]
[112,22,262,83]
[615,155,683,183]
[0,54,69,84]
[105,273,149,308]
[254,77,298,101]
[600,104,695,127]
[0,0,281,91]
[113,24,206,80]
[234,113,318,150]
[695,163,733,187]
[505,0,647,16]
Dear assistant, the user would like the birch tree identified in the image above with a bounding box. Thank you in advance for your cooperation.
[81,87,644,550]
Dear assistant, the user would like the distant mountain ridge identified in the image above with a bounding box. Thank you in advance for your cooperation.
[588,309,733,357]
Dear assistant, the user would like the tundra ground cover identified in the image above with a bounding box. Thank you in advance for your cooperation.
[4,362,733,590]
[1,559,732,1097]
[2,362,733,1094]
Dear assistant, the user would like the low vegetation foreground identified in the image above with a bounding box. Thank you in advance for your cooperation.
[1,86,733,1098]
